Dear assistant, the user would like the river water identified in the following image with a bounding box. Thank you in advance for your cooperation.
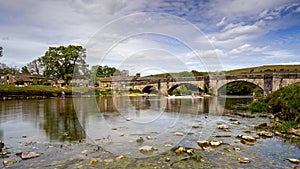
[0,96,299,168]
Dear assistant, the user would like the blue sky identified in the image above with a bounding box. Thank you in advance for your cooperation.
[0,0,300,75]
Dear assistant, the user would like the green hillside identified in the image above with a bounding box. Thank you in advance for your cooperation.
[224,65,300,75]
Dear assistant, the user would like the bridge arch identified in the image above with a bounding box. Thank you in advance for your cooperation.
[142,85,158,94]
[218,80,263,96]
[168,83,203,95]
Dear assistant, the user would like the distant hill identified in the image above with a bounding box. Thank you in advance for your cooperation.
[144,65,300,78]
[224,65,300,75]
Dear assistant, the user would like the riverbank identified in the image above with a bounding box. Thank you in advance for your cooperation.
[249,82,300,142]
[0,85,72,100]
[0,85,150,100]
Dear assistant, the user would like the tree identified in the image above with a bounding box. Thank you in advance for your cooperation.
[39,45,88,84]
[91,65,118,77]
[0,46,3,57]
[26,59,43,75]
[21,66,30,74]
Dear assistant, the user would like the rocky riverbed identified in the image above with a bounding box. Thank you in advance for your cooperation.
[1,112,300,169]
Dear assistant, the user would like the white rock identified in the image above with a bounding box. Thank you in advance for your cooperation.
[139,146,154,152]
[174,132,184,136]
[21,151,40,160]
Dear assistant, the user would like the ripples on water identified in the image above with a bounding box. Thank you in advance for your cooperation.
[0,97,299,168]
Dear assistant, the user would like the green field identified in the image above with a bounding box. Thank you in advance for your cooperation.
[224,65,300,75]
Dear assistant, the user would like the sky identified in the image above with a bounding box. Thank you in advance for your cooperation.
[0,0,300,75]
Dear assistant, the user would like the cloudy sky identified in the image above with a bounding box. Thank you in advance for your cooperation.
[0,0,300,75]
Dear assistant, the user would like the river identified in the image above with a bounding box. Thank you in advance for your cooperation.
[0,96,299,168]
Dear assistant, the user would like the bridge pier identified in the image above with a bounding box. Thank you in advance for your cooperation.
[263,74,273,96]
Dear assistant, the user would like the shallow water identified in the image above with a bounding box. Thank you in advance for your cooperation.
[0,96,299,168]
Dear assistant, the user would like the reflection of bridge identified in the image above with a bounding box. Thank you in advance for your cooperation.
[103,73,300,96]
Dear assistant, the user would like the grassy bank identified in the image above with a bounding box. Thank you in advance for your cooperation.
[225,65,300,75]
[0,84,66,93]
[0,85,145,97]
[0,85,89,97]
[249,82,300,140]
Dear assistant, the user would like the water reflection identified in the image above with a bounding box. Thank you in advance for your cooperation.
[0,98,85,142]
[0,96,253,144]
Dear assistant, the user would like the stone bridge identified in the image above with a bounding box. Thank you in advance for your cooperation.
[103,73,300,96]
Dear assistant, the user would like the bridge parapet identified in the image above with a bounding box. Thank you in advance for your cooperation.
[99,73,300,96]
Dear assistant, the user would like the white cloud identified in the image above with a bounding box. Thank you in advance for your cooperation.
[0,0,299,73]
[229,44,268,55]
[212,21,265,42]
[216,17,226,27]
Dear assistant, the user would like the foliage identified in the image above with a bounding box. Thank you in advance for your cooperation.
[171,84,199,96]
[249,101,270,113]
[128,88,143,93]
[219,81,263,96]
[91,65,118,77]
[179,71,193,77]
[249,82,300,122]
[0,63,19,75]
[21,66,30,74]
[39,45,88,84]
[26,59,43,75]
[0,46,2,57]
[276,121,300,133]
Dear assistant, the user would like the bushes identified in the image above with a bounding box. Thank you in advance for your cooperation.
[249,101,270,113]
[249,82,300,122]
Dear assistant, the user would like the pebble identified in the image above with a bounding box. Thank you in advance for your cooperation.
[218,124,229,130]
[136,137,144,143]
[286,158,300,164]
[81,150,88,154]
[258,131,273,138]
[165,157,170,162]
[229,118,238,121]
[174,147,185,154]
[21,151,40,160]
[232,121,240,125]
[240,135,256,142]
[2,159,17,166]
[233,147,241,151]
[89,159,98,165]
[174,132,184,136]
[192,125,200,128]
[197,140,209,148]
[237,157,251,163]
[139,146,154,152]
[241,139,254,146]
[186,149,194,155]
[116,155,125,161]
[209,140,222,147]
[104,158,114,163]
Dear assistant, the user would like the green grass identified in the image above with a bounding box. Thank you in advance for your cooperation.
[0,84,91,95]
[249,82,300,122]
[225,65,300,75]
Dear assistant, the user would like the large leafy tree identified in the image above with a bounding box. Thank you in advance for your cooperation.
[39,45,88,84]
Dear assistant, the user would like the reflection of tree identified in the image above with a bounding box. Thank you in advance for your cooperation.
[0,129,3,140]
[42,98,85,142]
[129,96,151,110]
[97,96,118,112]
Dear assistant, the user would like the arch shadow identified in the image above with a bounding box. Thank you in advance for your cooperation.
[168,83,203,96]
[218,80,263,96]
